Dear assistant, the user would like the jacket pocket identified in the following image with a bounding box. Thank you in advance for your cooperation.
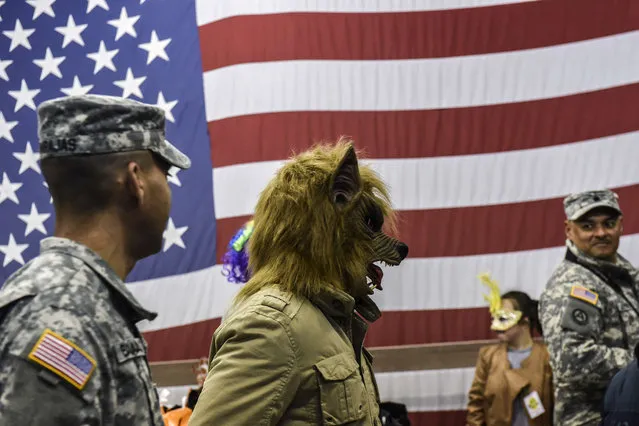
[314,352,367,425]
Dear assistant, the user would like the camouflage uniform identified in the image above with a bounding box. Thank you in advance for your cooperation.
[539,190,639,425]
[0,95,191,425]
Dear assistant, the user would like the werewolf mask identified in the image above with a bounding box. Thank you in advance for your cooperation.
[238,139,409,301]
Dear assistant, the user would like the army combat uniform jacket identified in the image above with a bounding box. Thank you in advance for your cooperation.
[539,240,639,425]
[189,285,383,426]
[0,237,164,425]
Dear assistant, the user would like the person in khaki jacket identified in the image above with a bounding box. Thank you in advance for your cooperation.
[189,141,409,426]
[467,275,554,426]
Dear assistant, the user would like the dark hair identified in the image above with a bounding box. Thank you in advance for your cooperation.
[501,290,543,336]
[41,151,155,217]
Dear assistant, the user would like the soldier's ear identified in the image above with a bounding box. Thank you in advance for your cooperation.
[123,161,145,206]
[564,220,572,239]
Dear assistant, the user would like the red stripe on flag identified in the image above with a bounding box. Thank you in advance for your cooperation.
[364,308,493,348]
[215,184,639,262]
[144,308,489,362]
[144,318,222,362]
[199,0,639,72]
[209,83,639,167]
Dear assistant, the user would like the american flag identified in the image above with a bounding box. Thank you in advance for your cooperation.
[29,329,96,389]
[1,0,639,424]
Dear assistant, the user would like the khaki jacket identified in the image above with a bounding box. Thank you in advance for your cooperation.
[466,341,554,426]
[189,286,382,426]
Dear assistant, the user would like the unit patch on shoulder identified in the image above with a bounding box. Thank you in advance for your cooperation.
[569,285,599,306]
[28,329,97,390]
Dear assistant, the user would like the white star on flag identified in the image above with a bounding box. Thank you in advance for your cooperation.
[86,0,109,13]
[26,0,56,20]
[13,142,41,175]
[156,91,177,123]
[114,68,146,99]
[163,218,187,252]
[87,40,118,74]
[0,59,11,81]
[0,172,22,205]
[8,79,41,112]
[61,76,94,96]
[33,47,65,80]
[167,166,181,187]
[0,234,29,267]
[18,203,51,237]
[0,112,18,143]
[139,30,170,64]
[55,15,87,48]
[108,7,140,41]
[2,19,36,52]
[0,1,6,23]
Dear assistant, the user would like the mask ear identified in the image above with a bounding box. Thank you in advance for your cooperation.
[331,145,361,207]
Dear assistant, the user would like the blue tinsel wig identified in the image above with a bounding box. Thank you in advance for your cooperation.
[221,220,254,284]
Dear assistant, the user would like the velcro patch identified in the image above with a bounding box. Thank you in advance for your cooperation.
[28,329,96,390]
[569,285,599,305]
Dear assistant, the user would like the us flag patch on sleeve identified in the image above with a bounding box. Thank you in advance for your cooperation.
[28,329,97,390]
[570,285,599,305]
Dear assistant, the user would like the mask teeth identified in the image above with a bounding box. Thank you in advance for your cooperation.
[368,279,376,291]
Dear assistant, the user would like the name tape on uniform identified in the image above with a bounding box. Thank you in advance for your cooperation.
[28,329,96,390]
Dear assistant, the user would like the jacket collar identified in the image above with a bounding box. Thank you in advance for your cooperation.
[40,237,157,323]
[310,286,381,323]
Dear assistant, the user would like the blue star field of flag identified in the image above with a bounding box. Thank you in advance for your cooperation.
[0,0,216,285]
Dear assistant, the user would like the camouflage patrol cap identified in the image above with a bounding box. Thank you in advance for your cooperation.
[563,189,622,220]
[36,94,191,169]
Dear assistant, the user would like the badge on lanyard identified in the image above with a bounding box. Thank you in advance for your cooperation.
[523,390,545,419]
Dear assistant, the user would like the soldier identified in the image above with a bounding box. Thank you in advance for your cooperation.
[0,95,191,425]
[539,189,639,425]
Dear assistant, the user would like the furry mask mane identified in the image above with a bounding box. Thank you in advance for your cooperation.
[236,137,407,302]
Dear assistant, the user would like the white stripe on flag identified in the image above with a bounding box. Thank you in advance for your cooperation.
[376,367,476,412]
[212,136,639,220]
[157,367,477,412]
[202,30,639,121]
[196,0,536,26]
[131,233,639,332]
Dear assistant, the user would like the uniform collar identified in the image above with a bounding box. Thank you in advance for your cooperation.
[311,285,381,323]
[566,239,636,273]
[40,237,157,323]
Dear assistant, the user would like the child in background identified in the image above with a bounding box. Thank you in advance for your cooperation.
[466,274,554,426]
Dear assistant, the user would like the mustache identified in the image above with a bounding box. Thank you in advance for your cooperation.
[592,237,612,244]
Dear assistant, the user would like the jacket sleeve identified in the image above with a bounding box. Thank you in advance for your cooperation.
[466,346,488,426]
[188,309,300,426]
[539,281,632,389]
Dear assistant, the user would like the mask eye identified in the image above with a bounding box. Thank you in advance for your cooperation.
[364,203,384,233]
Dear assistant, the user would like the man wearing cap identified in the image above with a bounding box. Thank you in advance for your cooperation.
[539,189,639,425]
[0,94,191,425]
